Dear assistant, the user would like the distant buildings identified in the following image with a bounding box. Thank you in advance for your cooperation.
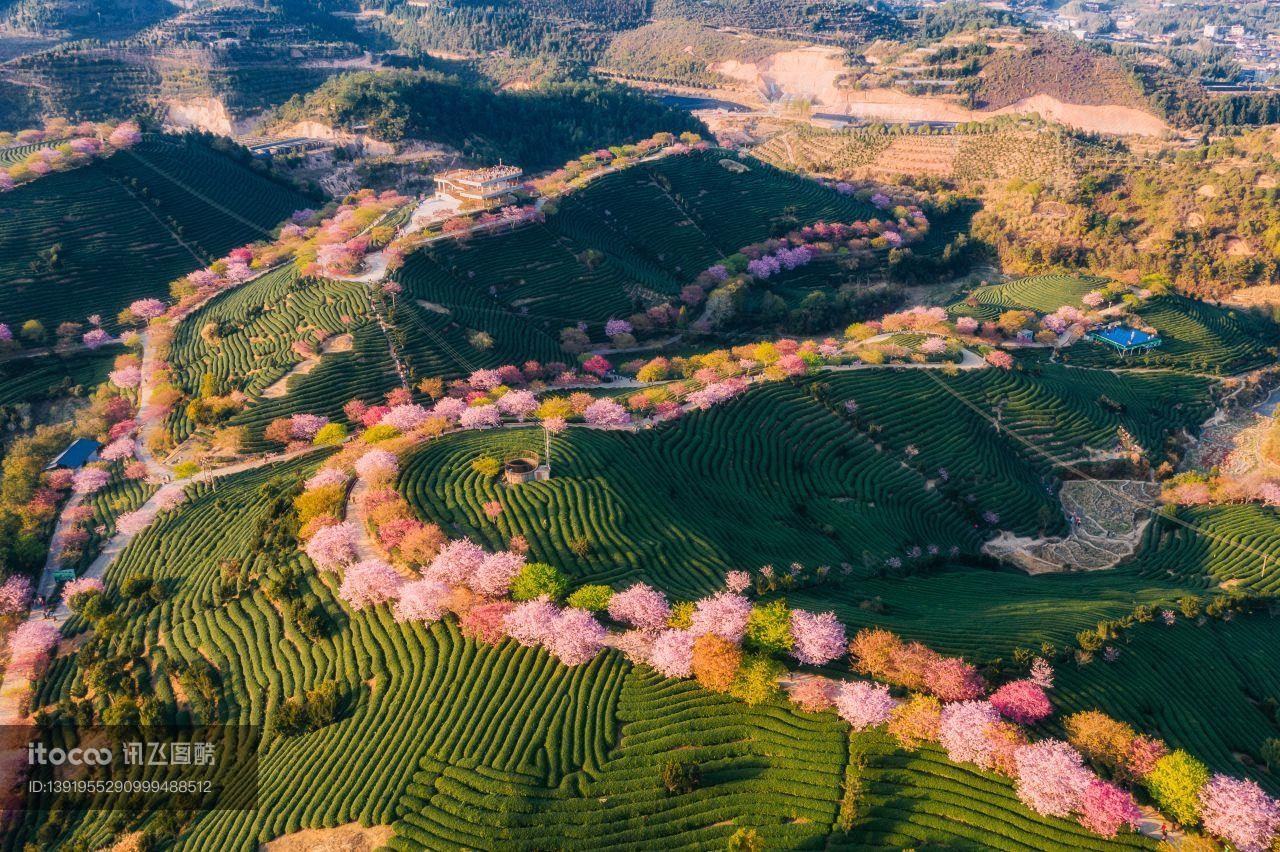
[435,165,524,204]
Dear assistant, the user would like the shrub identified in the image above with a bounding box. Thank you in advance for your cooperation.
[565,584,613,612]
[510,562,569,602]
[362,424,400,443]
[1146,750,1210,826]
[471,456,502,477]
[312,423,347,446]
[727,828,764,852]
[729,655,784,706]
[745,599,793,654]
[661,758,700,795]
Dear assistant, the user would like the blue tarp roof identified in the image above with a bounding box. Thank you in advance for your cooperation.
[1091,326,1160,350]
[47,438,101,469]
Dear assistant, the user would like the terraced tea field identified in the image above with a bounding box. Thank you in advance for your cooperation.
[0,134,309,333]
[393,150,888,337]
[950,274,1111,320]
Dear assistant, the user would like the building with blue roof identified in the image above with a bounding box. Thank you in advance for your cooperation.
[45,438,101,470]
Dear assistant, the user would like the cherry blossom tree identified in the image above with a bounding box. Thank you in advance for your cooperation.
[605,319,633,338]
[1199,774,1280,852]
[789,609,847,665]
[546,607,607,665]
[647,628,696,678]
[1077,779,1142,838]
[0,575,33,615]
[582,398,630,427]
[788,677,836,713]
[99,437,135,461]
[939,700,1002,768]
[290,413,329,440]
[1013,738,1093,818]
[459,405,501,430]
[431,397,468,422]
[108,122,142,148]
[582,355,611,377]
[393,578,451,623]
[424,538,487,585]
[115,510,152,536]
[724,570,751,593]
[305,468,349,490]
[61,577,104,605]
[460,600,515,645]
[496,390,538,421]
[1029,658,1054,689]
[304,521,359,571]
[990,679,1053,725]
[833,681,899,731]
[607,582,670,629]
[503,596,560,647]
[82,328,112,349]
[72,468,111,495]
[380,404,431,432]
[338,559,404,610]
[154,488,186,512]
[8,620,62,678]
[109,366,142,389]
[985,350,1014,370]
[689,592,751,644]
[355,449,398,481]
[128,298,166,321]
[923,657,985,701]
[470,551,526,597]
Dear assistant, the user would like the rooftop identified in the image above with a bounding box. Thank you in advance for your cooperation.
[1091,325,1161,351]
[46,437,101,470]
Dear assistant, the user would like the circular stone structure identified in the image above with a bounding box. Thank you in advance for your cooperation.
[504,454,541,485]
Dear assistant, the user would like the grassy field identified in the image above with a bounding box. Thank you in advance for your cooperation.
[0,134,309,333]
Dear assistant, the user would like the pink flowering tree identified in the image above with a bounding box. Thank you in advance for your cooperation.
[1199,774,1280,852]
[128,298,166,321]
[503,596,560,647]
[724,570,751,593]
[109,366,142,389]
[392,578,451,624]
[789,609,847,665]
[990,679,1053,725]
[939,700,1002,768]
[99,437,135,461]
[424,538,487,585]
[290,413,329,440]
[833,681,899,731]
[431,397,469,422]
[0,575,33,615]
[582,398,630,427]
[459,405,501,430]
[689,592,751,644]
[985,350,1014,370]
[72,468,111,495]
[924,657,985,701]
[338,559,404,610]
[304,521,359,571]
[546,607,607,665]
[607,582,671,629]
[8,620,62,678]
[1077,779,1142,838]
[82,329,112,349]
[647,629,696,678]
[355,449,398,482]
[471,551,526,597]
[380,404,431,432]
[305,468,349,490]
[114,510,152,536]
[582,355,611,377]
[1029,658,1054,689]
[496,390,538,421]
[61,577,105,606]
[1013,738,1093,818]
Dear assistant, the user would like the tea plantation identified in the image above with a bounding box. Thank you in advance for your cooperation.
[0,134,309,332]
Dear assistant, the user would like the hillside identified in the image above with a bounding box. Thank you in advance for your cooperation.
[969,34,1149,112]
[0,134,310,332]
